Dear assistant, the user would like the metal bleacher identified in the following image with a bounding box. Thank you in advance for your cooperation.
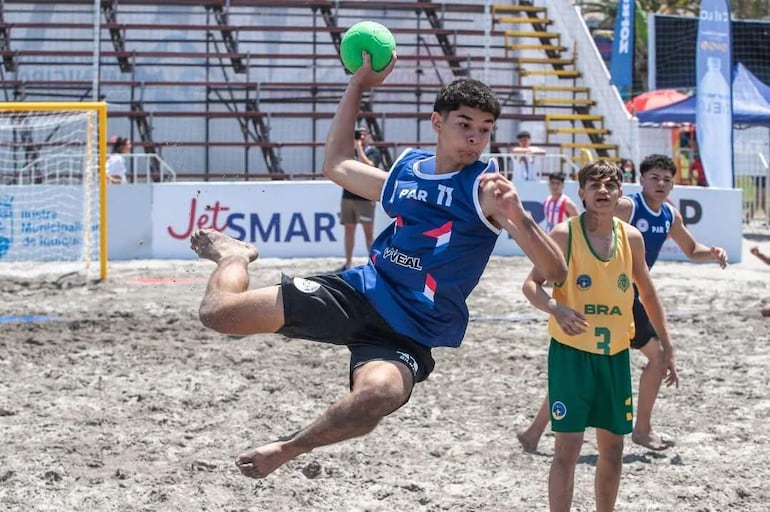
[0,0,613,180]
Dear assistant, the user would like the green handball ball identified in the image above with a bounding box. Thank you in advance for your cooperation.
[340,21,396,73]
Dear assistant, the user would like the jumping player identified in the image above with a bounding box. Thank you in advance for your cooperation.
[190,52,568,479]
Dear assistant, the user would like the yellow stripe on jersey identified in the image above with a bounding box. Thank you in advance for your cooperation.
[549,214,635,355]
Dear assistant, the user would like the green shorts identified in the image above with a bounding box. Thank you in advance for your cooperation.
[548,338,633,435]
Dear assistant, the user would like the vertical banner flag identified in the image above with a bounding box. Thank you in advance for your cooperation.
[610,0,635,100]
[695,0,733,188]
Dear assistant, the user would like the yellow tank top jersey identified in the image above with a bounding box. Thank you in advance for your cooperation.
[548,215,635,355]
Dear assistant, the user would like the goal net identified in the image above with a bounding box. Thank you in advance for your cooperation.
[648,15,770,90]
[0,102,108,279]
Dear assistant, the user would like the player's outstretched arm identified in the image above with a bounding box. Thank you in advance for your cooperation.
[669,208,728,268]
[629,227,679,388]
[480,173,568,283]
[322,51,396,201]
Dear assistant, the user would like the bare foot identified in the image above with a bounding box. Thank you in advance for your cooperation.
[516,428,541,453]
[632,430,674,451]
[235,441,296,479]
[190,229,258,264]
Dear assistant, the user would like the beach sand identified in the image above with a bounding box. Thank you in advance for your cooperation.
[1,234,769,511]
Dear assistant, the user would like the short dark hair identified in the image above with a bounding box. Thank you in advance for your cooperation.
[433,78,501,120]
[578,159,622,189]
[548,172,566,182]
[111,136,129,154]
[517,130,531,139]
[639,154,677,177]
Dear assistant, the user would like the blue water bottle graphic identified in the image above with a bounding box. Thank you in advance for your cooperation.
[0,196,13,259]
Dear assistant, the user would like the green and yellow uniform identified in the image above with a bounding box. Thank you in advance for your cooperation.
[548,214,635,434]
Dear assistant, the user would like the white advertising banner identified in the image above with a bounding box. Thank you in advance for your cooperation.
[0,186,97,262]
[492,182,743,263]
[152,182,347,259]
[149,181,743,263]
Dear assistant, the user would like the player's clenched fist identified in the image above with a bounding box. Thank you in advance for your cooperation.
[479,172,527,222]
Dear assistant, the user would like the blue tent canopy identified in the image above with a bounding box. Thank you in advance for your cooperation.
[637,63,770,125]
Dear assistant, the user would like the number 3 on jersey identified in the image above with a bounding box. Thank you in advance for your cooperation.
[595,327,611,355]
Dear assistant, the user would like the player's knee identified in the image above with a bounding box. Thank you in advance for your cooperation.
[553,436,582,465]
[353,377,411,419]
[198,302,229,333]
[599,438,624,463]
[645,340,665,368]
[198,305,221,332]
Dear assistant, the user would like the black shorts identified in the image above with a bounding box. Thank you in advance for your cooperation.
[631,294,657,350]
[276,273,435,386]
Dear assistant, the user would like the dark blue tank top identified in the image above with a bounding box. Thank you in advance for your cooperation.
[627,191,674,269]
[342,149,501,348]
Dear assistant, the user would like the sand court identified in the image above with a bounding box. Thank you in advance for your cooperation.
[1,236,769,511]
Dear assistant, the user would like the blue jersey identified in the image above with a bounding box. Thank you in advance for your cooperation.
[342,149,501,348]
[626,191,674,269]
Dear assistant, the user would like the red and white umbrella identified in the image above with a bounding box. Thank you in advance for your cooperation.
[625,89,689,114]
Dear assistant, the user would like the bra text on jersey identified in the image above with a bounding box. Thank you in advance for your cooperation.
[584,304,623,316]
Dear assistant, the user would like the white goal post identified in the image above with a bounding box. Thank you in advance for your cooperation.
[0,102,108,280]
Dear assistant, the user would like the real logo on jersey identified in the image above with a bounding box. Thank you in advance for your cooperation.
[396,350,419,375]
[576,274,592,290]
[293,277,321,294]
[617,273,631,292]
[636,218,649,233]
[551,401,567,421]
[383,246,423,270]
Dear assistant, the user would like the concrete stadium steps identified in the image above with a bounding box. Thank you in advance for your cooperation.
[533,97,595,108]
[493,16,553,25]
[533,84,595,111]
[547,127,611,137]
[546,114,617,160]
[495,1,619,159]
[492,4,548,14]
[504,43,568,54]
[518,68,581,79]
[514,56,575,65]
[503,29,561,40]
